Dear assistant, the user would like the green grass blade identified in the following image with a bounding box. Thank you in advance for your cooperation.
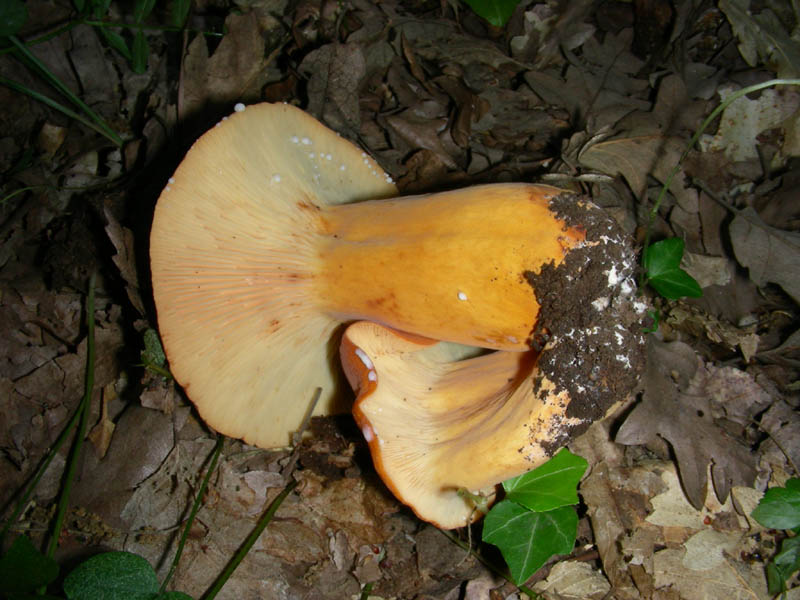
[160,435,224,594]
[45,272,96,559]
[0,76,122,146]
[203,479,299,599]
[8,35,122,146]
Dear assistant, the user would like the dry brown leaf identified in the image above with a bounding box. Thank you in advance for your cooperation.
[615,337,757,509]
[104,206,145,315]
[87,383,116,458]
[729,207,800,305]
[180,12,267,118]
[301,42,366,133]
[579,134,690,202]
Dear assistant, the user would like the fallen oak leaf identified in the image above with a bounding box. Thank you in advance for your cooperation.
[615,337,757,509]
[729,207,800,305]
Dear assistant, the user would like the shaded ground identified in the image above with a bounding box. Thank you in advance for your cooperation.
[1,0,799,598]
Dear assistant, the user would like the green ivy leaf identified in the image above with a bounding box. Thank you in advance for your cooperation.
[503,448,588,512]
[0,0,27,37]
[767,536,800,595]
[63,551,159,600]
[483,502,577,584]
[0,535,59,594]
[643,238,702,300]
[461,0,520,27]
[752,478,800,530]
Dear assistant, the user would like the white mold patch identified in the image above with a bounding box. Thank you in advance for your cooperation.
[457,291,468,301]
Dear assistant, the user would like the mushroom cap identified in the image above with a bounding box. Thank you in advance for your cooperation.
[150,103,396,448]
[341,321,552,528]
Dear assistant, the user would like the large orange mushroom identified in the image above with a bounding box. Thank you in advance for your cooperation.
[151,102,621,449]
[150,103,646,520]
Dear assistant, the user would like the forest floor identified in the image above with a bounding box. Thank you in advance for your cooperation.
[1,0,799,598]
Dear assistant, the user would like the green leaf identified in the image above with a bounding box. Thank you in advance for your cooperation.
[132,29,148,73]
[752,478,800,530]
[644,237,684,275]
[0,0,27,37]
[767,535,800,595]
[63,551,159,600]
[141,328,166,367]
[91,0,113,19]
[643,238,703,300]
[0,535,59,594]
[170,0,191,28]
[134,0,157,24]
[483,502,578,584]
[97,27,133,60]
[503,448,588,512]
[647,269,703,300]
[461,0,520,27]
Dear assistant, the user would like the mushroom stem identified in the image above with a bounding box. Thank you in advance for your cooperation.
[316,183,586,351]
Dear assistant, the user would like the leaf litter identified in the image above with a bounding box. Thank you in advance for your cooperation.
[1,0,800,598]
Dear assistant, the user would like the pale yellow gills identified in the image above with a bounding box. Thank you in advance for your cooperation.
[340,321,582,530]
[150,102,397,448]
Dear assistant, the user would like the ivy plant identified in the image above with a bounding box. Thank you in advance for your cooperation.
[751,478,800,596]
[481,448,588,585]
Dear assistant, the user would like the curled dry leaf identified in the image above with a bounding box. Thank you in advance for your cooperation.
[729,207,800,305]
[615,337,757,509]
[104,207,145,315]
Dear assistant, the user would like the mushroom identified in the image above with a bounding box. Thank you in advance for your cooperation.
[151,102,602,449]
[340,198,647,528]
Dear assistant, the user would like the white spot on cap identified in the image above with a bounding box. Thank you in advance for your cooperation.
[271,174,281,184]
[234,102,245,112]
[301,137,312,145]
[354,347,374,370]
[290,136,299,144]
[368,371,377,382]
[339,165,346,171]
[457,291,468,301]
[168,177,175,184]
[506,335,518,344]
[325,153,332,160]
[362,424,374,442]
[309,152,315,159]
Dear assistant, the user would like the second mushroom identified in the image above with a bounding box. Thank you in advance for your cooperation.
[150,102,646,528]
